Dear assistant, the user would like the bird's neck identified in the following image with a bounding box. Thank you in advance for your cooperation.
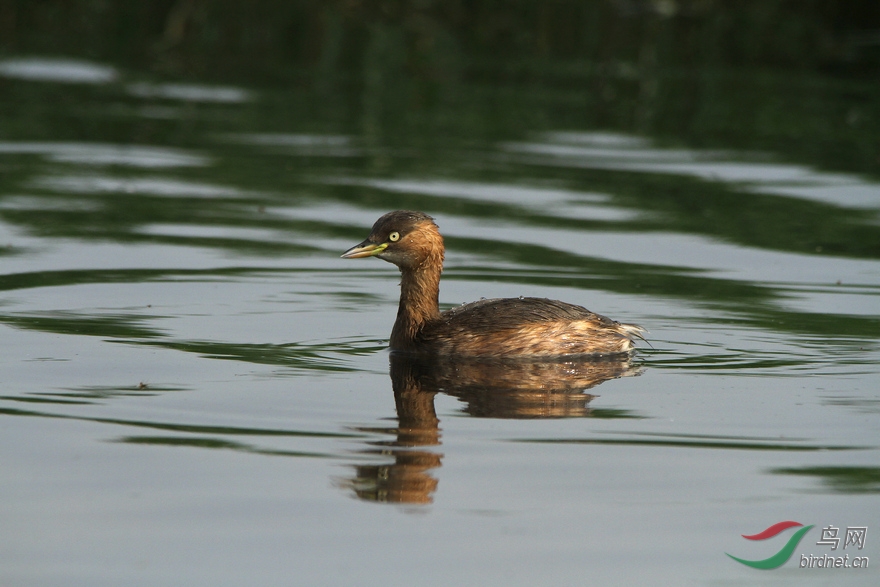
[390,261,442,350]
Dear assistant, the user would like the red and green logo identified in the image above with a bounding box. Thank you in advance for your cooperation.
[727,521,814,570]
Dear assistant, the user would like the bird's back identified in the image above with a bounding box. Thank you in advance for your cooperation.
[415,297,644,357]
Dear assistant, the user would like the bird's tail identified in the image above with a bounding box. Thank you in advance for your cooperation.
[618,322,650,347]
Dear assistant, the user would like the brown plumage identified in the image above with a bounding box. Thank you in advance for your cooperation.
[342,210,646,358]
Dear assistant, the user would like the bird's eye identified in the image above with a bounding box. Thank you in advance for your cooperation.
[388,232,400,242]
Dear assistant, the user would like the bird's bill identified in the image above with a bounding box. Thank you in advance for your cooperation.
[340,240,388,259]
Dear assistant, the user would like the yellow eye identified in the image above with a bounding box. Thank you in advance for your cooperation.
[388,231,400,242]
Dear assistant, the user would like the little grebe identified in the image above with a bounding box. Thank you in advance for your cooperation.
[342,211,645,357]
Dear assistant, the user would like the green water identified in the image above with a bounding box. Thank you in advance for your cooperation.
[1,6,879,584]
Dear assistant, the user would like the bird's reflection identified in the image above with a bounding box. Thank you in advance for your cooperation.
[339,353,641,504]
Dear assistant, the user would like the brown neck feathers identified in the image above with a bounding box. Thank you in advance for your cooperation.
[389,235,443,350]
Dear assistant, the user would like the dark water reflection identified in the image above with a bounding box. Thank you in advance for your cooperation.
[769,466,880,494]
